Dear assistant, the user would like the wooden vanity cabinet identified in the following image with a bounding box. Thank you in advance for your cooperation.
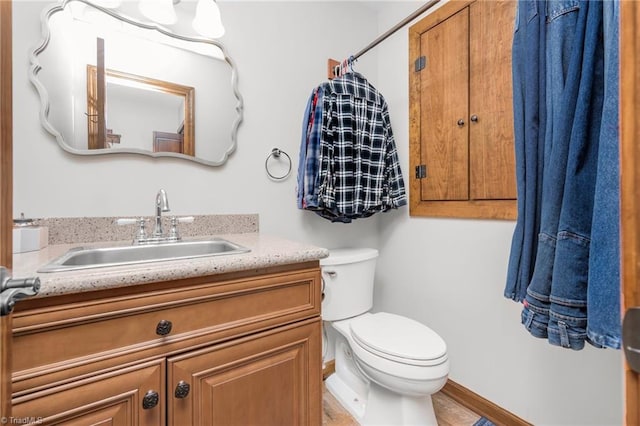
[10,262,322,425]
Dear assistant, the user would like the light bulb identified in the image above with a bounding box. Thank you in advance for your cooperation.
[138,0,177,25]
[192,0,225,39]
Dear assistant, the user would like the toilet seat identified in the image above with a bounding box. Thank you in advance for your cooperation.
[331,313,450,391]
[349,312,447,367]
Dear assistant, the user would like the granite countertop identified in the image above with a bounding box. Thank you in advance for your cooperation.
[12,233,329,298]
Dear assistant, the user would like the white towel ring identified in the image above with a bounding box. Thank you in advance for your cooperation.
[265,148,292,180]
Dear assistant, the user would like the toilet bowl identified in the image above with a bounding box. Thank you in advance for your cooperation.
[321,248,449,426]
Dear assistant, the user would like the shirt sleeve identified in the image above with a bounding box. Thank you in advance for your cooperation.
[382,102,407,209]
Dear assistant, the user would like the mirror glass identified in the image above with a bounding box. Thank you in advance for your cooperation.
[30,0,243,166]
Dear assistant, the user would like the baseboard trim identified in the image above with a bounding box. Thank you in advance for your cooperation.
[441,379,532,426]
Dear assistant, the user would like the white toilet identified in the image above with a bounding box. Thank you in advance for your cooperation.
[321,248,449,426]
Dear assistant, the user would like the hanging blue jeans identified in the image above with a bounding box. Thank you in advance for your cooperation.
[547,0,604,349]
[505,0,546,302]
[586,0,621,350]
[520,0,583,342]
[522,0,604,350]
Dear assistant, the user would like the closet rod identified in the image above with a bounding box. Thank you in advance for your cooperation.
[351,0,441,62]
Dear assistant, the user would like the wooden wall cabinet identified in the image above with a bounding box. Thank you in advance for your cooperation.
[409,0,517,219]
[10,263,322,425]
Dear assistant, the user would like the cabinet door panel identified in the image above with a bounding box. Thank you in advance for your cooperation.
[168,319,321,426]
[469,0,517,200]
[12,359,164,426]
[419,8,470,201]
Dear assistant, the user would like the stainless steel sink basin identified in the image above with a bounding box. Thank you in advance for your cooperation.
[38,239,250,273]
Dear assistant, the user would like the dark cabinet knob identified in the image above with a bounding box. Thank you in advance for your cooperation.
[457,119,465,126]
[174,381,191,399]
[470,114,478,122]
[156,319,173,336]
[142,390,159,409]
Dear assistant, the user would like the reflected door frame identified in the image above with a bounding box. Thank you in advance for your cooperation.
[86,65,195,155]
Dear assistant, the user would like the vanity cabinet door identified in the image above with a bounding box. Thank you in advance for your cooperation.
[11,359,165,426]
[168,318,322,426]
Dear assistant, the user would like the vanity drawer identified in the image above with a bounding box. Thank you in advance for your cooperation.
[12,266,321,395]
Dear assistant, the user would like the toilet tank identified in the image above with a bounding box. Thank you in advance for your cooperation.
[320,248,379,321]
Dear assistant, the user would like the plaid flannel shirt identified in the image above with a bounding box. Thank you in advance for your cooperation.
[297,86,325,209]
[297,87,322,208]
[316,72,407,221]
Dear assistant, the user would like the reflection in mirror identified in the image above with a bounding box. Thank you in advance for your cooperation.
[30,0,243,166]
[86,64,195,154]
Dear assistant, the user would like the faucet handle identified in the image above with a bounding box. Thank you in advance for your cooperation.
[168,217,180,241]
[168,216,194,241]
[176,216,194,224]
[117,217,148,244]
[135,217,148,238]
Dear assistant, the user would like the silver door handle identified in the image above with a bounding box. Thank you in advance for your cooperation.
[0,267,40,316]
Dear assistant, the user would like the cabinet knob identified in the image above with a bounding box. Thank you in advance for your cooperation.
[174,380,191,399]
[470,114,479,122]
[156,319,173,336]
[142,390,159,409]
[457,119,465,127]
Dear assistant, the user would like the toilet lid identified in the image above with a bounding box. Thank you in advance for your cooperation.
[349,312,447,365]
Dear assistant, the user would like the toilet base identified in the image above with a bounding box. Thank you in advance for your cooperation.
[326,372,438,426]
[325,371,366,420]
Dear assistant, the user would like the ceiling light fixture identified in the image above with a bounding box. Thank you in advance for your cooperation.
[192,0,225,39]
[138,0,177,25]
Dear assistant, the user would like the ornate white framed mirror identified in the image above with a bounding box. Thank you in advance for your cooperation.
[30,0,243,166]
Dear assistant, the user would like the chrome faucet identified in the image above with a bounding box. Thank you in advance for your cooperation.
[116,189,194,245]
[152,189,170,238]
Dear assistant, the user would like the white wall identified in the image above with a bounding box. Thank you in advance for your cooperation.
[12,1,624,425]
[372,2,623,426]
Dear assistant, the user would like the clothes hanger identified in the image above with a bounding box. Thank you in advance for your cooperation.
[348,55,356,73]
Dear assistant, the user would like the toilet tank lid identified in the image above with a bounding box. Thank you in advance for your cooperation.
[320,248,379,266]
